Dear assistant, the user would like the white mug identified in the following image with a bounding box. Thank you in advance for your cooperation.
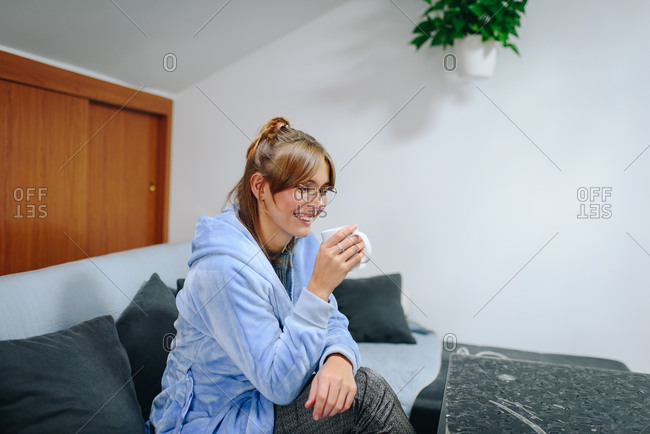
[321,226,372,271]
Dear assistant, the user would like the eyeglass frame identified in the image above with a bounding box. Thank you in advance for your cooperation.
[293,184,337,204]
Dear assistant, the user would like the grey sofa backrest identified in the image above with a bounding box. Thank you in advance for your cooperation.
[0,242,191,340]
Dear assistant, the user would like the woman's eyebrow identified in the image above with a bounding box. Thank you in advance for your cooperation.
[304,180,331,188]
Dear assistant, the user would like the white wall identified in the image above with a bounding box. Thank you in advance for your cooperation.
[169,0,650,373]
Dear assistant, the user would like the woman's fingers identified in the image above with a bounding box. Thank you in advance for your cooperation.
[321,383,340,419]
[342,388,355,413]
[327,387,348,418]
[330,234,362,254]
[307,375,346,420]
[338,237,364,265]
[323,224,357,248]
[322,378,356,418]
[311,380,331,421]
[343,239,364,261]
[305,375,319,409]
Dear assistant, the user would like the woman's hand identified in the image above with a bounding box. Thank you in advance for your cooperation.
[304,354,357,420]
[307,224,365,301]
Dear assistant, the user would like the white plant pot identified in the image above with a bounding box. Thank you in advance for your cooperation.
[454,35,498,78]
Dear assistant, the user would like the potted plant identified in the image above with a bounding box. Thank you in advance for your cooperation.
[411,0,527,77]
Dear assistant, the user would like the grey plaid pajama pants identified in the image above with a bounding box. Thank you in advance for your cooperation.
[274,367,416,434]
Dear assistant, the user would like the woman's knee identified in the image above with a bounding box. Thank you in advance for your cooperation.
[356,367,387,382]
[355,367,393,395]
[356,366,379,380]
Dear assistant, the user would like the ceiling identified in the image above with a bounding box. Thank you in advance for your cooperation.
[0,0,346,96]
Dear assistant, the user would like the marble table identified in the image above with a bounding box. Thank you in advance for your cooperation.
[438,354,650,433]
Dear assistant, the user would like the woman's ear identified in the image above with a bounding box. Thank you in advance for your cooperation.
[250,172,266,201]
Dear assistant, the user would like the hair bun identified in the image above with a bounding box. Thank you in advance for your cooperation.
[246,117,291,161]
[264,117,290,135]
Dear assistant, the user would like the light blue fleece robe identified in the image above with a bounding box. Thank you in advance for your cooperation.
[150,204,361,433]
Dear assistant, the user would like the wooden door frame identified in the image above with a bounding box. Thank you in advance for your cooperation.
[0,50,172,243]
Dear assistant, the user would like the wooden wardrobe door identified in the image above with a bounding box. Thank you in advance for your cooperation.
[1,80,90,275]
[85,102,161,257]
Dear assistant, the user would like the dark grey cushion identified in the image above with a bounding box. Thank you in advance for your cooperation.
[333,273,415,344]
[0,315,145,433]
[116,273,178,421]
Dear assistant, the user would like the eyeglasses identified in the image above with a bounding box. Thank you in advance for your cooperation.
[294,184,337,204]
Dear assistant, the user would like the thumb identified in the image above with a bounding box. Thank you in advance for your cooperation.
[305,375,319,408]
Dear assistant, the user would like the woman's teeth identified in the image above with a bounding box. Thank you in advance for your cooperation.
[294,213,316,222]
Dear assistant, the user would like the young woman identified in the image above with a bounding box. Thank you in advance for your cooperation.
[150,117,415,433]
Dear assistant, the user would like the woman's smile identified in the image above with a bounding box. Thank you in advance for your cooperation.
[293,212,316,224]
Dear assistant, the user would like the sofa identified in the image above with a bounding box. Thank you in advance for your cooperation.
[0,242,442,433]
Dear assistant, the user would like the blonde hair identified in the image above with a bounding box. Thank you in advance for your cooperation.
[225,117,336,265]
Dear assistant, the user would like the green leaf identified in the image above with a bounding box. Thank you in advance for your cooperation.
[411,34,431,49]
[468,4,483,17]
[451,28,464,40]
[415,20,430,35]
[452,16,464,32]
[505,42,520,55]
[425,3,446,14]
[415,16,439,36]
[431,30,447,46]
[487,3,502,16]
